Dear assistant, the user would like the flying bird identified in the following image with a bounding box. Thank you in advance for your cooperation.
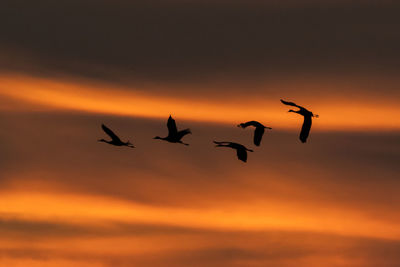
[154,115,191,145]
[237,121,272,146]
[280,99,318,143]
[213,141,253,162]
[98,124,134,148]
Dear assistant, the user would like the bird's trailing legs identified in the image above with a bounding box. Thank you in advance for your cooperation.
[178,141,189,146]
[126,141,135,148]
[214,141,230,147]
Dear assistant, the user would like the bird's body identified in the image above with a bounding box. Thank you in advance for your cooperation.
[238,121,272,146]
[98,124,134,148]
[280,99,317,143]
[154,115,191,145]
[214,141,253,162]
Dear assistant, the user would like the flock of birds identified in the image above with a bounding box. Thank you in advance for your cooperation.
[98,99,318,162]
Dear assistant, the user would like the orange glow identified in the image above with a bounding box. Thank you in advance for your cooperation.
[1,191,399,241]
[0,259,104,267]
[1,72,400,266]
[1,74,399,130]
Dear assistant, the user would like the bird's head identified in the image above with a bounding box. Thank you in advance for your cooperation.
[288,109,296,113]
[237,123,245,128]
[98,139,107,143]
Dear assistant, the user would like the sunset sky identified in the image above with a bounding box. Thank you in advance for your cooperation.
[1,1,400,266]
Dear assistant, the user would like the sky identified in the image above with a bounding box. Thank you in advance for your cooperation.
[1,0,400,266]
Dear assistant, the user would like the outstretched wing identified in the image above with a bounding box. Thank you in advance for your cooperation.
[236,148,247,162]
[167,115,178,136]
[280,99,302,108]
[299,116,312,143]
[239,121,260,128]
[101,124,122,142]
[254,127,265,146]
[177,128,191,140]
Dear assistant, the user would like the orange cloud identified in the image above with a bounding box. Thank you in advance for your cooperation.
[0,74,399,130]
[1,191,399,241]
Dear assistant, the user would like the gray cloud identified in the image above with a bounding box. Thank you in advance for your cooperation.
[1,0,399,85]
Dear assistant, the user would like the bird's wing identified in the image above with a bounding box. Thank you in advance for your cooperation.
[236,148,247,162]
[101,124,122,142]
[254,127,265,146]
[239,121,259,128]
[299,116,312,143]
[177,128,191,140]
[280,99,302,109]
[167,115,178,136]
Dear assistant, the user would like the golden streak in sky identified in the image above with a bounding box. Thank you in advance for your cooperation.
[1,74,399,130]
[1,191,399,241]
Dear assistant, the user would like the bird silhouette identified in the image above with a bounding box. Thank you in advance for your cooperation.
[98,124,134,148]
[154,115,191,145]
[237,121,272,146]
[214,141,253,162]
[280,99,318,143]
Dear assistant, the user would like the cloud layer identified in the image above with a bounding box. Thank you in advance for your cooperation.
[1,0,400,84]
[1,1,400,265]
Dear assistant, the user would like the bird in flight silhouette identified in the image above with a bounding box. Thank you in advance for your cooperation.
[154,115,191,145]
[214,141,253,162]
[281,99,318,143]
[98,124,134,148]
[238,121,272,146]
